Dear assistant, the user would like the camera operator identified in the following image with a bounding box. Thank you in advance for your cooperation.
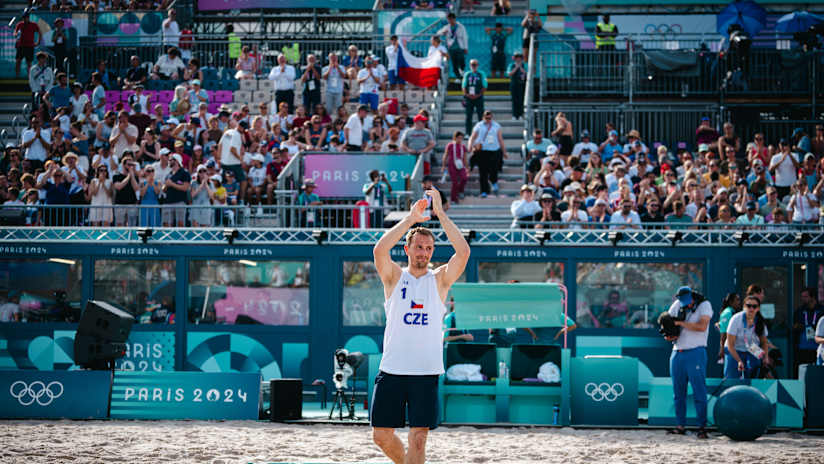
[665,286,712,438]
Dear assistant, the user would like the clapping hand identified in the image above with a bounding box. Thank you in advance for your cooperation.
[408,198,430,223]
[426,189,443,215]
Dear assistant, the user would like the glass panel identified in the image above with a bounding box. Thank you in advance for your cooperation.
[94,260,177,323]
[478,262,564,284]
[188,260,310,325]
[576,262,704,329]
[342,260,463,326]
[741,266,789,332]
[0,258,83,323]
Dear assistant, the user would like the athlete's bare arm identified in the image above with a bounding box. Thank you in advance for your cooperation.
[428,189,470,299]
[373,198,430,299]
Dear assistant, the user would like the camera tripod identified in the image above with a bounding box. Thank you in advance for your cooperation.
[329,387,358,420]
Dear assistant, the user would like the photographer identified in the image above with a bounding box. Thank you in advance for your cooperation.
[665,286,712,438]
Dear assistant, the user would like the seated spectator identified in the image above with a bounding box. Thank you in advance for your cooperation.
[510,184,541,228]
[788,178,819,224]
[235,46,257,80]
[525,129,553,182]
[589,198,611,224]
[95,60,115,90]
[561,197,588,224]
[183,58,203,83]
[641,199,665,224]
[601,290,629,328]
[123,55,147,89]
[695,116,719,151]
[623,129,649,161]
[152,47,184,80]
[735,200,765,225]
[666,200,692,226]
[381,127,402,152]
[189,80,209,108]
[169,85,192,118]
[715,204,735,225]
[534,192,561,228]
[610,198,641,229]
[572,129,598,164]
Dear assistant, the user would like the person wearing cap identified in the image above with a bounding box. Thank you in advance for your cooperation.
[363,170,393,227]
[14,10,40,79]
[344,105,370,152]
[621,129,648,158]
[599,129,622,162]
[572,130,598,164]
[735,200,765,225]
[535,192,561,228]
[506,52,528,120]
[163,152,190,227]
[462,59,487,136]
[605,159,630,192]
[510,184,541,228]
[189,79,209,107]
[695,116,719,151]
[665,286,712,438]
[401,114,436,175]
[297,178,322,227]
[123,56,148,89]
[151,147,173,182]
[437,13,468,78]
[468,110,505,198]
[769,138,800,200]
[60,152,86,188]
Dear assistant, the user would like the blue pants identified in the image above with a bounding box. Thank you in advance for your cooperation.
[670,347,707,428]
[723,347,761,379]
[359,92,379,110]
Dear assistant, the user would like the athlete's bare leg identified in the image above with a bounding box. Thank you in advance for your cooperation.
[373,427,405,464]
[405,427,428,464]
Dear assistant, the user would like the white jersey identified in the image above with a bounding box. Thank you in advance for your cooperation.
[379,268,446,375]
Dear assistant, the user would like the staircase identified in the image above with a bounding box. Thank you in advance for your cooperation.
[431,91,526,228]
[1,1,31,145]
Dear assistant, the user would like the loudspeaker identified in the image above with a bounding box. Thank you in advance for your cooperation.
[77,300,135,342]
[72,334,127,367]
[0,208,26,226]
[270,378,302,421]
[800,364,824,428]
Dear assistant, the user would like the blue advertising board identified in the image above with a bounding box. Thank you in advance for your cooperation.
[197,0,374,11]
[0,370,111,419]
[109,371,260,419]
[115,331,176,372]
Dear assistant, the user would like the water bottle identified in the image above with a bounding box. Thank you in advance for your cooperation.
[498,361,508,379]
[553,403,560,425]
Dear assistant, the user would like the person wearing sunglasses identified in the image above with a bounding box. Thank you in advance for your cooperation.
[724,295,770,380]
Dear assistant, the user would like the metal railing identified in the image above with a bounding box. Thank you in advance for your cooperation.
[533,33,822,99]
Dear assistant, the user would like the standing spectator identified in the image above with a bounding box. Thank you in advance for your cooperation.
[521,9,543,60]
[385,35,405,90]
[343,44,363,79]
[110,111,138,159]
[51,18,67,73]
[91,72,106,120]
[507,52,527,121]
[438,13,468,78]
[39,163,72,226]
[344,105,369,152]
[793,287,824,371]
[322,53,346,116]
[462,59,487,136]
[235,46,257,80]
[297,178,322,227]
[485,23,513,78]
[717,122,741,161]
[510,184,541,228]
[216,117,246,201]
[401,114,436,175]
[610,198,641,228]
[162,9,180,48]
[695,117,719,152]
[812,124,824,158]
[163,154,190,227]
[551,112,574,157]
[468,110,505,198]
[362,170,392,228]
[138,164,161,227]
[123,56,148,89]
[492,0,511,15]
[87,164,113,226]
[21,116,50,172]
[443,131,469,203]
[14,10,40,79]
[190,165,214,226]
[770,139,800,199]
[300,54,322,111]
[246,154,267,215]
[724,295,769,380]
[269,54,296,114]
[226,24,240,68]
[69,83,88,120]
[595,14,618,51]
[787,178,818,224]
[113,156,139,226]
[357,57,382,111]
[28,52,54,106]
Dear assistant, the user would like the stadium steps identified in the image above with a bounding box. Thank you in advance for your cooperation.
[0,1,27,24]
[0,92,30,145]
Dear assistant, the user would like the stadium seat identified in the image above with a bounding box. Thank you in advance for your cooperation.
[207,103,221,114]
[240,80,257,91]
[202,80,221,90]
[105,90,121,102]
[253,90,272,102]
[405,89,422,102]
[158,91,174,103]
[120,90,134,102]
[201,66,219,82]
[214,90,233,103]
[234,90,252,103]
[222,79,240,91]
[385,90,403,101]
[258,80,274,92]
[146,80,162,91]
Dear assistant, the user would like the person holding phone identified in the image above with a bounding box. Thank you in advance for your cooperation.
[363,170,393,228]
[724,295,770,379]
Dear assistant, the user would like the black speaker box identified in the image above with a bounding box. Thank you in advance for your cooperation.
[72,334,127,366]
[270,378,302,421]
[0,208,26,226]
[77,300,135,342]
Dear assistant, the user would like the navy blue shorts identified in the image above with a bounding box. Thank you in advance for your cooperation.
[370,371,439,429]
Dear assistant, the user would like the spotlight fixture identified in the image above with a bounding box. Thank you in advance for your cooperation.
[223,228,239,245]
[795,232,810,247]
[461,229,476,244]
[733,231,749,247]
[608,231,623,246]
[136,228,153,244]
[535,230,549,246]
[666,230,683,247]
[312,229,328,245]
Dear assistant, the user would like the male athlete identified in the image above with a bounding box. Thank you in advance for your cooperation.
[371,190,470,464]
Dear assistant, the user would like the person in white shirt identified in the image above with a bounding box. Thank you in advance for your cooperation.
[246,153,267,214]
[385,35,405,90]
[561,198,589,224]
[322,53,346,116]
[128,84,150,115]
[788,178,819,223]
[510,184,541,228]
[571,129,599,163]
[357,57,382,111]
[151,148,173,184]
[769,139,800,200]
[21,116,51,170]
[344,105,369,151]
[268,54,296,113]
[152,47,184,80]
[162,9,180,48]
[436,12,468,77]
[109,111,139,159]
[609,198,641,228]
[216,116,247,200]
[427,36,449,63]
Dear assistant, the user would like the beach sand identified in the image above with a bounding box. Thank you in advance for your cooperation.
[1,420,822,464]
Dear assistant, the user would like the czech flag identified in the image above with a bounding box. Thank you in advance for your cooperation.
[397,44,442,88]
[410,300,424,310]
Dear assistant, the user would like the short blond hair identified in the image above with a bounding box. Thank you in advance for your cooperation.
[405,227,435,245]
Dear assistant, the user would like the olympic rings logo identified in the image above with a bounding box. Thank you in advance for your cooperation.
[9,380,64,406]
[584,382,624,402]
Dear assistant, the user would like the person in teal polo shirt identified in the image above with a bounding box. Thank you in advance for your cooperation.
[715,292,740,363]
[735,201,765,225]
[462,59,487,136]
[665,201,692,228]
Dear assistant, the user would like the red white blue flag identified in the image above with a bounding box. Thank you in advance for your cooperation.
[397,44,442,88]
[410,300,424,310]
